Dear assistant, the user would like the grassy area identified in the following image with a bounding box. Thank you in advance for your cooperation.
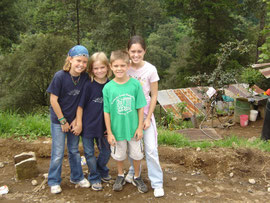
[0,111,50,139]
[157,128,270,152]
[1,111,270,152]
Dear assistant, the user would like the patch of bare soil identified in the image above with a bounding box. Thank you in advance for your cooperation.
[1,118,270,203]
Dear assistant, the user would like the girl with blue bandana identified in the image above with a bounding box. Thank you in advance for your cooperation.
[47,45,91,194]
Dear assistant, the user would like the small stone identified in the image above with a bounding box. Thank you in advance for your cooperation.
[248,137,256,143]
[31,180,38,186]
[196,186,203,193]
[41,185,45,189]
[230,172,234,177]
[0,162,4,168]
[43,173,48,179]
[43,141,50,144]
[185,183,192,187]
[171,177,177,181]
[179,193,183,196]
[249,179,256,184]
[267,187,270,192]
[165,168,170,172]
[196,147,201,152]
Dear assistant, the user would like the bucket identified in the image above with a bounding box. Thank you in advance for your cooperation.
[240,115,248,127]
[249,110,258,121]
[234,98,250,123]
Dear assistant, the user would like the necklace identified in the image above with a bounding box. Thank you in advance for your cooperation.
[71,75,81,85]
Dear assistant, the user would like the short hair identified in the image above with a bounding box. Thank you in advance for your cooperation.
[127,35,146,51]
[88,52,112,82]
[110,50,130,65]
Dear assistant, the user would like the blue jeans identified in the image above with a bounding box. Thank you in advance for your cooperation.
[82,136,111,184]
[48,123,84,186]
[128,122,163,189]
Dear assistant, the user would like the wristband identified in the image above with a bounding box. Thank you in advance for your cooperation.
[59,118,67,125]
[58,117,65,121]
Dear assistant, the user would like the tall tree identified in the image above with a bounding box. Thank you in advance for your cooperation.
[258,0,270,62]
[32,0,77,40]
[0,34,73,111]
[80,0,165,53]
[0,0,25,53]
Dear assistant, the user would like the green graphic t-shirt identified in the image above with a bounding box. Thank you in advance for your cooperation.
[103,78,147,141]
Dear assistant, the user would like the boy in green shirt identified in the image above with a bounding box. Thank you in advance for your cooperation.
[103,50,148,193]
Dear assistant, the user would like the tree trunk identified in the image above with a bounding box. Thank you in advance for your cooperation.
[76,0,80,45]
[255,2,267,63]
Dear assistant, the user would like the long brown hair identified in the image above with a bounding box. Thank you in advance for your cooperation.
[127,35,146,51]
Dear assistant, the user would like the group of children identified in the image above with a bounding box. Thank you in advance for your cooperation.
[47,36,164,198]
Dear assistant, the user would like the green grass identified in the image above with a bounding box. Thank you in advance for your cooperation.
[158,128,270,152]
[0,111,50,140]
[1,111,270,153]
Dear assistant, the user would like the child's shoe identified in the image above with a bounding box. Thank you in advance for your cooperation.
[125,173,133,183]
[51,185,62,194]
[132,177,148,193]
[154,188,164,197]
[70,178,90,188]
[91,182,103,191]
[101,175,112,183]
[113,176,126,191]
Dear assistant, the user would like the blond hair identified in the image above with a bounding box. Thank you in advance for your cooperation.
[88,52,112,82]
[62,56,71,72]
[110,50,130,65]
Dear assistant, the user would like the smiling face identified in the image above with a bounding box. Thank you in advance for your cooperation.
[69,56,88,76]
[128,43,146,66]
[92,60,108,82]
[110,59,129,81]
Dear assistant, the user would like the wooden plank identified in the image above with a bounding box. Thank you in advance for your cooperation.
[176,128,222,141]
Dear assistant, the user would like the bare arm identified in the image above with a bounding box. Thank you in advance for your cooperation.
[50,93,70,132]
[134,107,144,141]
[144,81,158,130]
[71,106,83,136]
[104,112,116,146]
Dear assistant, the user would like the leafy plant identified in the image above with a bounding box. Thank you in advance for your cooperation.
[0,111,51,140]
[240,67,264,87]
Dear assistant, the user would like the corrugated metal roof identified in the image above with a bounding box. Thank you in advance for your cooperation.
[259,67,270,78]
[252,63,270,78]
[157,83,265,118]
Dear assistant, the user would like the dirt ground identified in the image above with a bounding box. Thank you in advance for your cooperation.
[1,117,270,203]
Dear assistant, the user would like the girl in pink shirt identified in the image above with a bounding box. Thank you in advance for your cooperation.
[125,35,164,198]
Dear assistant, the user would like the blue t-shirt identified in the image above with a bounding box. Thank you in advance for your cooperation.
[79,79,109,138]
[47,70,89,124]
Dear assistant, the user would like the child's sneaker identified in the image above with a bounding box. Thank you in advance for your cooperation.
[113,176,126,191]
[51,185,62,194]
[91,182,103,191]
[70,178,90,188]
[154,188,164,197]
[125,173,133,183]
[132,177,148,193]
[101,175,112,183]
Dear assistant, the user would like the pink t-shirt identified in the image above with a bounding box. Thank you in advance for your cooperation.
[127,61,159,115]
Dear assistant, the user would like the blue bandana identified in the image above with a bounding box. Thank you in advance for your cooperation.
[68,45,89,58]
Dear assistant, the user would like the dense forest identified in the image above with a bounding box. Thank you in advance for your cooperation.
[0,0,270,112]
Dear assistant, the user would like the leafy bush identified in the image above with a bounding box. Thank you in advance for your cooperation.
[0,33,74,112]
